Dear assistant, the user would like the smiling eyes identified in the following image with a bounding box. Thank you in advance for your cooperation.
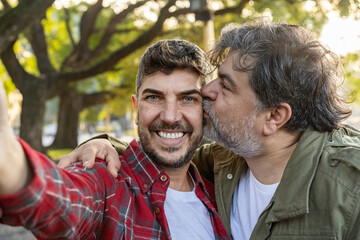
[183,96,196,103]
[144,95,199,104]
[147,95,159,101]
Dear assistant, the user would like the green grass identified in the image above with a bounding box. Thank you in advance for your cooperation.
[47,149,73,162]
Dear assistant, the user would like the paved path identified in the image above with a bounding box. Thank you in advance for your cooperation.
[0,224,35,240]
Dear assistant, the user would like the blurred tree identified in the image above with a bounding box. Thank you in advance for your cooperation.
[0,0,54,54]
[1,0,359,151]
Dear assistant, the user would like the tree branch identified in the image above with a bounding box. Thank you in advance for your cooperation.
[214,0,250,16]
[0,0,54,54]
[113,28,137,34]
[61,0,104,69]
[27,19,56,74]
[59,1,203,81]
[59,0,177,82]
[79,0,103,42]
[1,0,11,11]
[81,91,116,109]
[84,1,147,66]
[64,8,75,48]
[0,44,36,91]
[58,0,251,82]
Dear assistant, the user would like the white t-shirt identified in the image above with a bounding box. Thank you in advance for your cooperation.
[164,187,215,240]
[230,169,279,240]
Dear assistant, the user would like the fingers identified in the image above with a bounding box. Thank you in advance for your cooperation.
[58,151,80,168]
[57,138,121,178]
[81,146,98,169]
[58,139,105,169]
[57,146,97,169]
[104,150,120,178]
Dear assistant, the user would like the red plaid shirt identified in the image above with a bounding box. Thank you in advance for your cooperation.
[0,139,230,240]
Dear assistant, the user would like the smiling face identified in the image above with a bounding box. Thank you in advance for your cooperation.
[202,52,264,158]
[133,68,203,168]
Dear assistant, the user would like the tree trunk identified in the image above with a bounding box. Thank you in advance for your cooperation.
[20,86,47,152]
[48,88,116,150]
[48,88,82,150]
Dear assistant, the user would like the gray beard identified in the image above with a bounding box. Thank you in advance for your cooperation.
[203,99,262,159]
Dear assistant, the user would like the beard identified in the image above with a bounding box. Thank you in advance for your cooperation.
[138,120,202,169]
[202,99,262,159]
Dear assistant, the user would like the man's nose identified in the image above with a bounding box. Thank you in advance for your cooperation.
[201,79,218,101]
[160,101,182,124]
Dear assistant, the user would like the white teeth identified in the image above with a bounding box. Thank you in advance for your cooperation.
[158,131,184,140]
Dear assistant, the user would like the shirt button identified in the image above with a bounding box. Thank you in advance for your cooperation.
[154,207,161,215]
[143,184,148,189]
[160,175,168,182]
[227,174,233,180]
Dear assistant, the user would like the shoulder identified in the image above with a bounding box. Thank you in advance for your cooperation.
[316,125,360,193]
[209,142,245,167]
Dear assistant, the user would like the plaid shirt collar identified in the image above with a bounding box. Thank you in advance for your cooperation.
[123,139,208,195]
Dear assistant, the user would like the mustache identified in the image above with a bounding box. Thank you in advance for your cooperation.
[148,120,193,133]
[202,98,212,116]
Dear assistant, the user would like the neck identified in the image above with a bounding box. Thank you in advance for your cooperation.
[246,130,300,185]
[163,163,193,192]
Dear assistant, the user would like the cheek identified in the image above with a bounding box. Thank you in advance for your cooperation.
[187,107,203,128]
[138,105,159,124]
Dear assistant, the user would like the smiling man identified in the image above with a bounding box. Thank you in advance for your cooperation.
[0,40,230,239]
[134,68,203,171]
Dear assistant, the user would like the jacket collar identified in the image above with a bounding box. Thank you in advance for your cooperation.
[266,127,328,222]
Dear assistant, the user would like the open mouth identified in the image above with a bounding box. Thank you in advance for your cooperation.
[157,131,185,140]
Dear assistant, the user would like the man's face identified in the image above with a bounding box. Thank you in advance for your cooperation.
[133,68,203,168]
[202,52,263,158]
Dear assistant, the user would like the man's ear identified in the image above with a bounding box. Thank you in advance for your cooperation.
[131,95,139,125]
[263,103,292,136]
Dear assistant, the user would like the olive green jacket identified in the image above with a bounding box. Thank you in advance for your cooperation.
[192,125,360,239]
[104,124,360,239]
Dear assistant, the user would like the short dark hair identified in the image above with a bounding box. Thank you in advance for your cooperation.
[136,39,211,95]
[209,19,352,132]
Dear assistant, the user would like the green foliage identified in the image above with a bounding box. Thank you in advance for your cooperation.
[80,105,102,123]
[13,38,40,76]
[343,52,360,105]
[4,0,360,137]
[0,62,15,94]
[44,7,74,69]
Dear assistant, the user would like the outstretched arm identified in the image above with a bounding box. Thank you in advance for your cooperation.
[0,82,32,195]
[0,82,117,239]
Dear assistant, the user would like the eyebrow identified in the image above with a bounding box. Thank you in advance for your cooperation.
[141,88,162,95]
[179,89,202,97]
[141,88,202,97]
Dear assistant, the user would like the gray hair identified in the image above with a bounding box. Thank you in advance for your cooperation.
[209,19,351,132]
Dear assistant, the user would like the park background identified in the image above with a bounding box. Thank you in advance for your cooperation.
[1,0,360,157]
[0,0,360,238]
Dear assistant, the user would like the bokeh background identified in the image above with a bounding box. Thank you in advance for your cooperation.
[0,0,360,237]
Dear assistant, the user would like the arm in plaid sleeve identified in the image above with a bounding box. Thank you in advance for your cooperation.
[0,139,117,239]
